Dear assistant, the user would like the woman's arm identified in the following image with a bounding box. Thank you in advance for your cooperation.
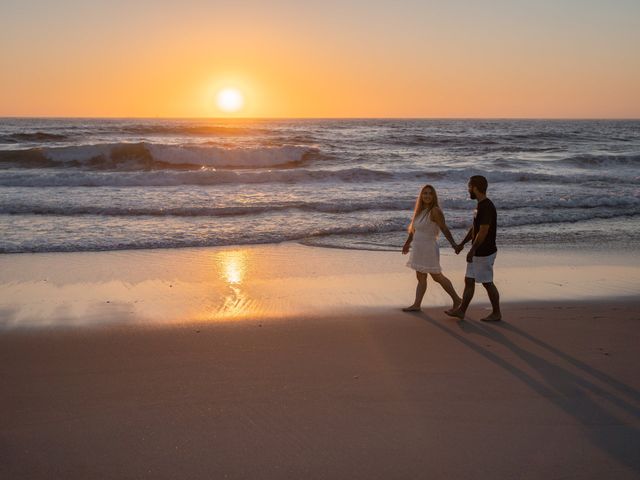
[459,227,473,247]
[454,226,473,254]
[431,207,457,249]
[402,232,414,254]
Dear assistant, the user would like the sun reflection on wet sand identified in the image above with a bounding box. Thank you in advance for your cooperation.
[0,244,639,329]
[215,250,251,318]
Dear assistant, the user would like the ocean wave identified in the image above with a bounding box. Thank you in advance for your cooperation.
[301,208,640,235]
[0,167,394,187]
[447,197,640,212]
[0,217,406,254]
[2,209,638,254]
[2,196,638,218]
[379,129,601,148]
[490,209,640,229]
[0,142,319,170]
[0,132,69,144]
[0,200,409,217]
[501,131,597,141]
[0,164,636,188]
[556,153,640,168]
[118,124,267,136]
[383,134,499,147]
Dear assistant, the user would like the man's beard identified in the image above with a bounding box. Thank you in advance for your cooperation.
[469,191,476,200]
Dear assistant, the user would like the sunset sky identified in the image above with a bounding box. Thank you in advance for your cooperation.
[1,0,639,118]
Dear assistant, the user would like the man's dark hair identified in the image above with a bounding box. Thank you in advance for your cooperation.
[469,175,488,194]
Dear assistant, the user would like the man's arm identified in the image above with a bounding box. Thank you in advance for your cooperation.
[455,226,473,254]
[459,227,473,246]
[466,224,489,262]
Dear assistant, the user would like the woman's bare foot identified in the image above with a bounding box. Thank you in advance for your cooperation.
[480,313,502,322]
[445,297,462,315]
[402,305,422,312]
[444,308,465,320]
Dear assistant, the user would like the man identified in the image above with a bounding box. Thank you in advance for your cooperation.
[446,175,502,322]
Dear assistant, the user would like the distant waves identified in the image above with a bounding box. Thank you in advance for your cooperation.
[1,118,639,253]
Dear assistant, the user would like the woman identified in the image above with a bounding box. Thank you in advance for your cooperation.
[402,185,461,312]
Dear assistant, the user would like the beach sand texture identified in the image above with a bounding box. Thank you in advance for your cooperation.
[1,244,639,479]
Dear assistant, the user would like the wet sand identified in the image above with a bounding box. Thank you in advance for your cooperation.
[0,243,638,329]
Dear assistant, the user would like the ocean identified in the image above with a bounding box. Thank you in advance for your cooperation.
[0,118,639,254]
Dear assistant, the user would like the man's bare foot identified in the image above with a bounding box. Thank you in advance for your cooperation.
[445,308,465,320]
[480,313,502,322]
[402,305,422,312]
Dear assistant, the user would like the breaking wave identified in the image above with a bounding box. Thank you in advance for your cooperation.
[0,142,319,170]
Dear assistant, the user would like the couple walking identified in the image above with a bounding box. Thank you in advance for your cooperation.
[401,175,501,322]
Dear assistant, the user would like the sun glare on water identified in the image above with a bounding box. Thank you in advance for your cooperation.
[216,88,244,113]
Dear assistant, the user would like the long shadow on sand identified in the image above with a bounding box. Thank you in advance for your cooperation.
[420,313,640,474]
[497,322,640,407]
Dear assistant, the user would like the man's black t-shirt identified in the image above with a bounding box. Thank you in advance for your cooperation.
[473,198,497,257]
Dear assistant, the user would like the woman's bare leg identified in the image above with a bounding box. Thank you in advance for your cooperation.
[430,272,462,310]
[403,271,428,311]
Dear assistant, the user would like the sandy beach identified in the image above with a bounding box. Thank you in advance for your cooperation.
[1,244,639,479]
[3,0,640,475]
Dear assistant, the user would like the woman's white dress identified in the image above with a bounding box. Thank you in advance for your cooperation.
[406,210,442,273]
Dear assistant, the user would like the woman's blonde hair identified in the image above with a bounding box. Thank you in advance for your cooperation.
[408,184,439,233]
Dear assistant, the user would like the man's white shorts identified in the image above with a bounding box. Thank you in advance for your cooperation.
[465,252,497,284]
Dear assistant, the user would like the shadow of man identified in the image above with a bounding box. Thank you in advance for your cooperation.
[420,313,640,475]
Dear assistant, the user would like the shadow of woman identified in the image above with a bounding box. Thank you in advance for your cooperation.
[421,314,640,474]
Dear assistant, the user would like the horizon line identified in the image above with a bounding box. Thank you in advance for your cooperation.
[2,115,639,121]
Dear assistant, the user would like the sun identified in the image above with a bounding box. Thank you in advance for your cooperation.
[216,88,244,113]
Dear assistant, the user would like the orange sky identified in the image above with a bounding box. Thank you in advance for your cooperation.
[1,0,639,118]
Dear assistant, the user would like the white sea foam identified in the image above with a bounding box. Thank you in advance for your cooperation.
[146,144,316,168]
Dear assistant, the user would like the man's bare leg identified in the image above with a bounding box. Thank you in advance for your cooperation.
[480,282,502,321]
[445,276,475,319]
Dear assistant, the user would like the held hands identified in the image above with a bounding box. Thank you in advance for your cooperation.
[453,243,464,255]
